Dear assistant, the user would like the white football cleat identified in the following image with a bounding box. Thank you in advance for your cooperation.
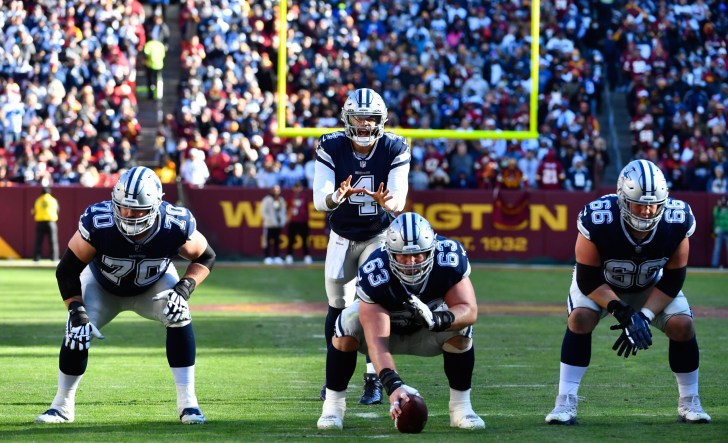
[304,255,313,264]
[449,402,485,429]
[678,395,711,423]
[263,257,273,265]
[273,257,284,265]
[285,255,294,264]
[317,397,345,430]
[35,408,74,424]
[180,407,206,425]
[545,394,578,425]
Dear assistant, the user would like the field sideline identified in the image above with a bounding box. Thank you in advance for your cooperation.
[1,263,726,442]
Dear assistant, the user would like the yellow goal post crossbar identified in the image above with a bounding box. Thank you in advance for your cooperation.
[276,1,540,141]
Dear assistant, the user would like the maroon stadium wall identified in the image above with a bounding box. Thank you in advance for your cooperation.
[0,186,721,267]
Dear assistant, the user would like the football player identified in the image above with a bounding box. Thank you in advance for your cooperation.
[313,88,410,404]
[317,212,485,430]
[35,166,216,425]
[545,159,711,425]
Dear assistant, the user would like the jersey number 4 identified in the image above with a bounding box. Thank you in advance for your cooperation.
[348,175,378,216]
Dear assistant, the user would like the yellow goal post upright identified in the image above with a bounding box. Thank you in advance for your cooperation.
[276,0,541,142]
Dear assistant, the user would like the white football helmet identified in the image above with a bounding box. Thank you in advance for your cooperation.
[341,88,388,147]
[617,159,668,232]
[112,166,164,236]
[385,212,436,290]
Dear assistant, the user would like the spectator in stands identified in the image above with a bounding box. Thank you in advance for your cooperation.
[712,196,728,268]
[147,13,170,48]
[409,161,430,191]
[708,165,727,193]
[448,141,475,187]
[205,144,231,185]
[536,150,565,190]
[564,156,593,192]
[285,181,312,264]
[687,151,713,192]
[261,184,287,265]
[179,148,209,188]
[279,155,306,189]
[256,155,280,189]
[497,158,525,190]
[518,149,540,188]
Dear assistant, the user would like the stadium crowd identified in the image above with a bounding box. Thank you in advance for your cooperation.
[0,0,147,188]
[1,0,727,194]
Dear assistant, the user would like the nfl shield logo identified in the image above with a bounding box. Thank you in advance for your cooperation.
[360,160,367,168]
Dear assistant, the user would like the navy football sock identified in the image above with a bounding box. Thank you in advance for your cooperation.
[325,306,342,350]
[669,336,699,373]
[326,347,357,392]
[59,341,88,376]
[561,327,591,367]
[167,324,196,367]
[443,348,474,391]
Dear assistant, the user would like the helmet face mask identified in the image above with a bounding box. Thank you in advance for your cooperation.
[112,167,164,237]
[617,159,668,232]
[341,88,388,147]
[385,213,436,291]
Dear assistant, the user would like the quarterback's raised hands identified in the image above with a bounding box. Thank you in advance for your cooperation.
[64,302,104,351]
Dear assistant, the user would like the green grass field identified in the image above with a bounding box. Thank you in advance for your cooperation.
[1,264,727,442]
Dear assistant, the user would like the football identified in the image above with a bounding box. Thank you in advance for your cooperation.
[395,394,428,433]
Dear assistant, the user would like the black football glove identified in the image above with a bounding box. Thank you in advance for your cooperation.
[608,300,652,352]
[612,330,638,358]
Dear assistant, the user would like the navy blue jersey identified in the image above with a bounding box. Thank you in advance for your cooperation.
[576,194,695,293]
[78,201,196,296]
[316,131,410,241]
[356,236,471,334]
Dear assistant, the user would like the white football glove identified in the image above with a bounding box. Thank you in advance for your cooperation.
[409,296,435,330]
[153,289,191,324]
[65,304,104,351]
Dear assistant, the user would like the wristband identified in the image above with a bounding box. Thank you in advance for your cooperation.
[174,277,196,300]
[432,310,455,332]
[379,368,404,396]
[325,192,340,209]
[640,307,656,322]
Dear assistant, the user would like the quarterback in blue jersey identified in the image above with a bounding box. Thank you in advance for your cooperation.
[545,160,711,425]
[313,88,410,404]
[35,167,216,425]
[317,213,485,430]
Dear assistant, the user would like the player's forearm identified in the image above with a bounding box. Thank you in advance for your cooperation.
[313,166,338,211]
[447,303,478,329]
[587,284,621,309]
[385,166,409,212]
